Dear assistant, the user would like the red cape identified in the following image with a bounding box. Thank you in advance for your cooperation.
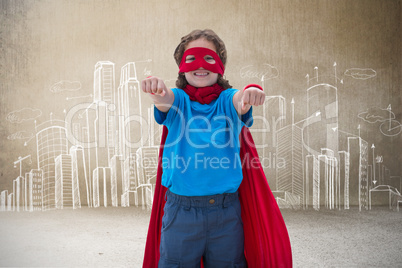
[143,126,292,267]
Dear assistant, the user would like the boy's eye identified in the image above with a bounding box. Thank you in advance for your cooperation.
[204,55,216,64]
[185,56,195,63]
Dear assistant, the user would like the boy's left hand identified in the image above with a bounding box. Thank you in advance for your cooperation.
[241,87,266,110]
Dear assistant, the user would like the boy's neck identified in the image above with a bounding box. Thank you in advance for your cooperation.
[187,83,218,89]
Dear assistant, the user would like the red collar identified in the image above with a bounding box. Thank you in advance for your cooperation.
[181,83,226,105]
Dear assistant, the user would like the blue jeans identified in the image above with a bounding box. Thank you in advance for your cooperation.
[159,190,247,268]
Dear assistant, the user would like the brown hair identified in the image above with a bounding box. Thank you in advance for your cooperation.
[173,29,232,89]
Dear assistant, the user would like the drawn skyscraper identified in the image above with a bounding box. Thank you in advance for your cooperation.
[92,167,112,207]
[348,137,369,210]
[94,61,115,103]
[94,101,112,167]
[317,149,338,210]
[122,152,138,207]
[29,169,43,211]
[0,190,8,211]
[110,155,123,207]
[136,146,159,209]
[302,79,341,210]
[304,83,339,157]
[117,63,143,205]
[24,172,30,211]
[80,61,118,207]
[65,100,94,207]
[13,176,24,212]
[305,155,319,209]
[117,62,143,159]
[36,122,68,211]
[70,146,88,206]
[338,151,350,209]
[253,95,286,190]
[276,124,304,207]
[93,61,117,167]
[7,193,13,211]
[1,190,8,211]
[55,154,74,209]
[83,103,97,207]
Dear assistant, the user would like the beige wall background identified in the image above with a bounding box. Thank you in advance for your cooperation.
[0,0,401,193]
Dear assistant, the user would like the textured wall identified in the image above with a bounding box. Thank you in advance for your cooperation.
[0,0,400,205]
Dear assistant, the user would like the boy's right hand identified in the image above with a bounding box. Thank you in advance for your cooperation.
[141,76,167,97]
[141,76,174,113]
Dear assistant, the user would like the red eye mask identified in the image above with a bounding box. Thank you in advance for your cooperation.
[179,47,225,75]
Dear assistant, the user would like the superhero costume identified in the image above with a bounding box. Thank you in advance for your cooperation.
[143,47,292,267]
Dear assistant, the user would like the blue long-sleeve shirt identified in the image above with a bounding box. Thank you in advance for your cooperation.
[154,88,253,196]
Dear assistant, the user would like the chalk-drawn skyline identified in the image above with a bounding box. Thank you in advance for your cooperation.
[1,59,401,213]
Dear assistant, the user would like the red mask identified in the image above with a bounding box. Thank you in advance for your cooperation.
[179,47,225,75]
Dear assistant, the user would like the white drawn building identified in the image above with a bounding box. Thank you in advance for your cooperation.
[276,124,303,209]
[55,154,75,209]
[348,137,369,211]
[70,146,88,207]
[1,190,8,211]
[92,167,113,208]
[36,122,69,211]
[253,95,286,191]
[29,169,43,211]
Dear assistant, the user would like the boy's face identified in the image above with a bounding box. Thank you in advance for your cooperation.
[183,38,220,88]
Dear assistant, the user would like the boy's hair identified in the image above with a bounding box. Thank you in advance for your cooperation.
[174,29,232,89]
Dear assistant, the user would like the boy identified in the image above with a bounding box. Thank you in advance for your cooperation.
[142,29,292,268]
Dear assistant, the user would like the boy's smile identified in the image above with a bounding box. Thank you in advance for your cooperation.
[186,68,218,87]
[193,71,209,77]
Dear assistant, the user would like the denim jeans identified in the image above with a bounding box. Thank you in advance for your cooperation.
[159,190,247,268]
